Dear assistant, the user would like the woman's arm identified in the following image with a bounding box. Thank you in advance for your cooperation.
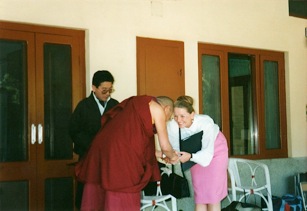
[186,116,219,166]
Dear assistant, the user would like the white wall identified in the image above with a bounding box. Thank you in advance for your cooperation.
[1,0,306,157]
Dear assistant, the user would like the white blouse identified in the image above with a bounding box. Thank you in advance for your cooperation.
[167,114,220,167]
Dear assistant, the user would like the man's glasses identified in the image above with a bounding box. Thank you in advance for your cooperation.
[100,87,115,94]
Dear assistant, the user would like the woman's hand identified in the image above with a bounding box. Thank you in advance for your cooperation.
[178,151,192,163]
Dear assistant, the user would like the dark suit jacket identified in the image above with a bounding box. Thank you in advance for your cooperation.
[69,92,119,158]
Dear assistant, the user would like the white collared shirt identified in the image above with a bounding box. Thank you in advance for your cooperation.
[93,93,110,115]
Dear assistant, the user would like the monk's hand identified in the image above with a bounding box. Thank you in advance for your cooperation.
[167,150,179,164]
[155,150,163,159]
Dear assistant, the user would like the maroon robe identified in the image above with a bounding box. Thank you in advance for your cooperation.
[75,96,160,209]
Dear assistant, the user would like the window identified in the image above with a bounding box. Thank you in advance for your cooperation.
[289,0,307,19]
[198,43,287,159]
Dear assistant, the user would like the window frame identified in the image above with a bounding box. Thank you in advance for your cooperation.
[198,43,287,159]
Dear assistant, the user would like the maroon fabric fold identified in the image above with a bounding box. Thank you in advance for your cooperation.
[75,95,160,193]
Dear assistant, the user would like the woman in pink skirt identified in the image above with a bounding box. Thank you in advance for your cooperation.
[167,96,229,211]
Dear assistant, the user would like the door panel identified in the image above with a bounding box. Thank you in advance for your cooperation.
[137,37,185,101]
[0,29,37,210]
[35,33,78,210]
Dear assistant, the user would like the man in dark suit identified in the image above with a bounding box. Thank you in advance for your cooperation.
[69,70,119,209]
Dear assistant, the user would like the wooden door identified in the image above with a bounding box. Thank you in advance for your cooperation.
[0,27,37,211]
[137,37,185,101]
[35,33,82,210]
[0,22,85,211]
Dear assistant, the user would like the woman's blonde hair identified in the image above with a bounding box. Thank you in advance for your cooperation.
[174,96,194,114]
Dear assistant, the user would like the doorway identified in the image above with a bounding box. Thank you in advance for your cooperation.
[0,21,85,210]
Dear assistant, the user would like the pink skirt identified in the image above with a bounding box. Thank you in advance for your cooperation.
[190,132,228,204]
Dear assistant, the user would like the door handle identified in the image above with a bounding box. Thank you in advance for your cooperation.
[38,124,43,144]
[31,124,36,144]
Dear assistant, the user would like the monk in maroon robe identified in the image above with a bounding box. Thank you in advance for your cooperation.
[75,95,178,211]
